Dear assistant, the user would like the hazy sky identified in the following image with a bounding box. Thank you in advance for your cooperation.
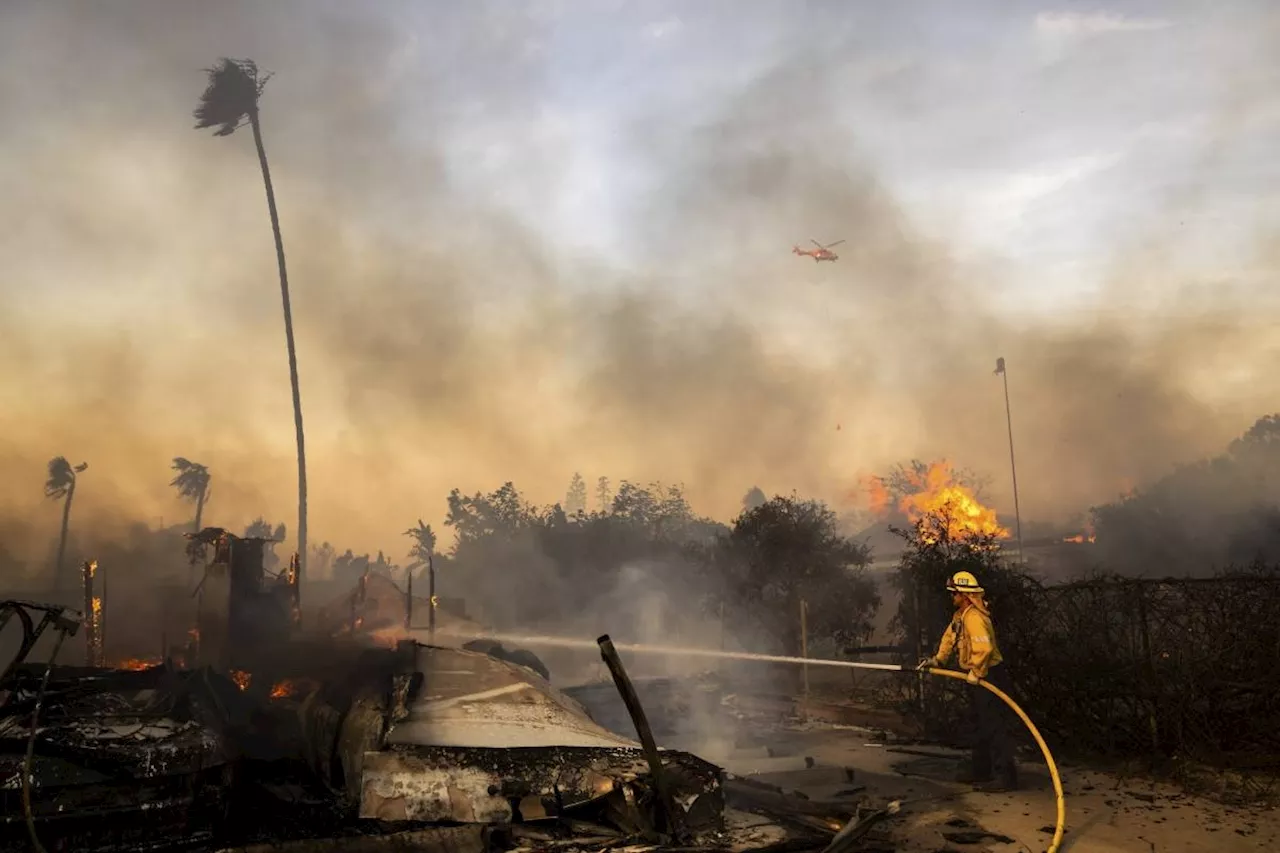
[2,0,1278,566]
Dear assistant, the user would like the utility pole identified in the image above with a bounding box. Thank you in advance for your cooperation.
[994,357,1025,561]
[427,554,437,644]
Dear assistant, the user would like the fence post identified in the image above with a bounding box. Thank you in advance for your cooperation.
[1135,582,1160,755]
[913,575,926,721]
[427,555,437,645]
[718,600,726,678]
[405,568,413,632]
[82,560,102,667]
[800,598,810,703]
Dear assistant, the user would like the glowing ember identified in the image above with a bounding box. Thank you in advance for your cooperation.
[230,670,251,691]
[115,657,162,671]
[867,460,1010,542]
[368,626,409,648]
[1063,518,1097,544]
[269,678,316,699]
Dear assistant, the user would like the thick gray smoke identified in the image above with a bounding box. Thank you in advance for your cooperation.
[2,0,1278,583]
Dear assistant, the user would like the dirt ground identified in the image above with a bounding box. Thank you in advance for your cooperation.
[667,723,1278,852]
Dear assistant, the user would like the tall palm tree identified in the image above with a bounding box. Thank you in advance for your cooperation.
[44,457,88,591]
[170,457,212,532]
[194,58,307,580]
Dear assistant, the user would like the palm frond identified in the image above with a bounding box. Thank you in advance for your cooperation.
[170,457,211,501]
[44,456,76,499]
[404,519,437,562]
[193,58,271,137]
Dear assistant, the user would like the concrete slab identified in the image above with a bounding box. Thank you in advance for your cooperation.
[691,725,1280,853]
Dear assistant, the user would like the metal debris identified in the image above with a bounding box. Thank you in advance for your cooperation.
[1,582,893,851]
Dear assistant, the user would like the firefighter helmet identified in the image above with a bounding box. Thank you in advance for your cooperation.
[946,570,984,594]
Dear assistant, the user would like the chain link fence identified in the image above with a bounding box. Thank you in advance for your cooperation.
[882,563,1280,803]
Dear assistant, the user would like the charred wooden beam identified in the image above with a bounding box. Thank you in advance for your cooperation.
[81,560,103,667]
[405,568,413,632]
[427,555,436,644]
[596,634,679,842]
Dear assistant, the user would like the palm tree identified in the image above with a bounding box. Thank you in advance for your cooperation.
[170,457,212,532]
[404,519,437,568]
[44,457,88,591]
[194,58,307,580]
[245,518,287,571]
[404,519,439,638]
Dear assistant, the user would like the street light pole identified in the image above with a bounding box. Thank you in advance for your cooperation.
[994,357,1025,561]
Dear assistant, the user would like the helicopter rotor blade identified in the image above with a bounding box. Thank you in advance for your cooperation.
[823,239,846,249]
[810,239,824,249]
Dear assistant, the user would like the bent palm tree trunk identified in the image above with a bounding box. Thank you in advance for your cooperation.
[193,487,206,532]
[248,107,307,583]
[54,480,75,593]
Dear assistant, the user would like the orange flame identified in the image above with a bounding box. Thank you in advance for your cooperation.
[115,657,162,671]
[230,670,251,691]
[870,460,1010,542]
[368,625,410,648]
[859,474,892,517]
[1063,518,1097,544]
[269,678,317,700]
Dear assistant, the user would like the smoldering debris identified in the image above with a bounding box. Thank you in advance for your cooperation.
[0,641,877,852]
[0,539,897,853]
[0,663,237,851]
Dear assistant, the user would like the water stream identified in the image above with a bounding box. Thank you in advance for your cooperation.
[410,628,905,672]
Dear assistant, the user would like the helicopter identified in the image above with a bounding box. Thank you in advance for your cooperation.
[792,239,845,262]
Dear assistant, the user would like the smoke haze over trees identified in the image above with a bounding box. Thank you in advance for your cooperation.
[2,3,1280,576]
[1089,413,1280,575]
[433,480,878,657]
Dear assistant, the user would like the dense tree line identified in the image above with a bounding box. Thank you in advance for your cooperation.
[1090,413,1280,575]
[381,478,884,655]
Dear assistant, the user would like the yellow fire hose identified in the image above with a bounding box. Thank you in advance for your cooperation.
[449,633,1068,851]
[923,666,1066,853]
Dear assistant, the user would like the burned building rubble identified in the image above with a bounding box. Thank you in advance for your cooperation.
[1,536,895,852]
[0,662,238,851]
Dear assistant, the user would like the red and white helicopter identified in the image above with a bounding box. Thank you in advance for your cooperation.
[792,238,845,262]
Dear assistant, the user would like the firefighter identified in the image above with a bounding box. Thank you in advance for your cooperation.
[917,570,1018,791]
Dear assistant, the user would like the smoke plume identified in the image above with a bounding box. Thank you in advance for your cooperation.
[2,0,1279,582]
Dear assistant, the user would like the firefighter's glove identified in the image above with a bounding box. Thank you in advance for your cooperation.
[916,657,937,672]
[966,670,981,685]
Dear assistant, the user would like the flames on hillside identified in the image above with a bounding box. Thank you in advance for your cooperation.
[1063,519,1097,544]
[862,460,1011,544]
